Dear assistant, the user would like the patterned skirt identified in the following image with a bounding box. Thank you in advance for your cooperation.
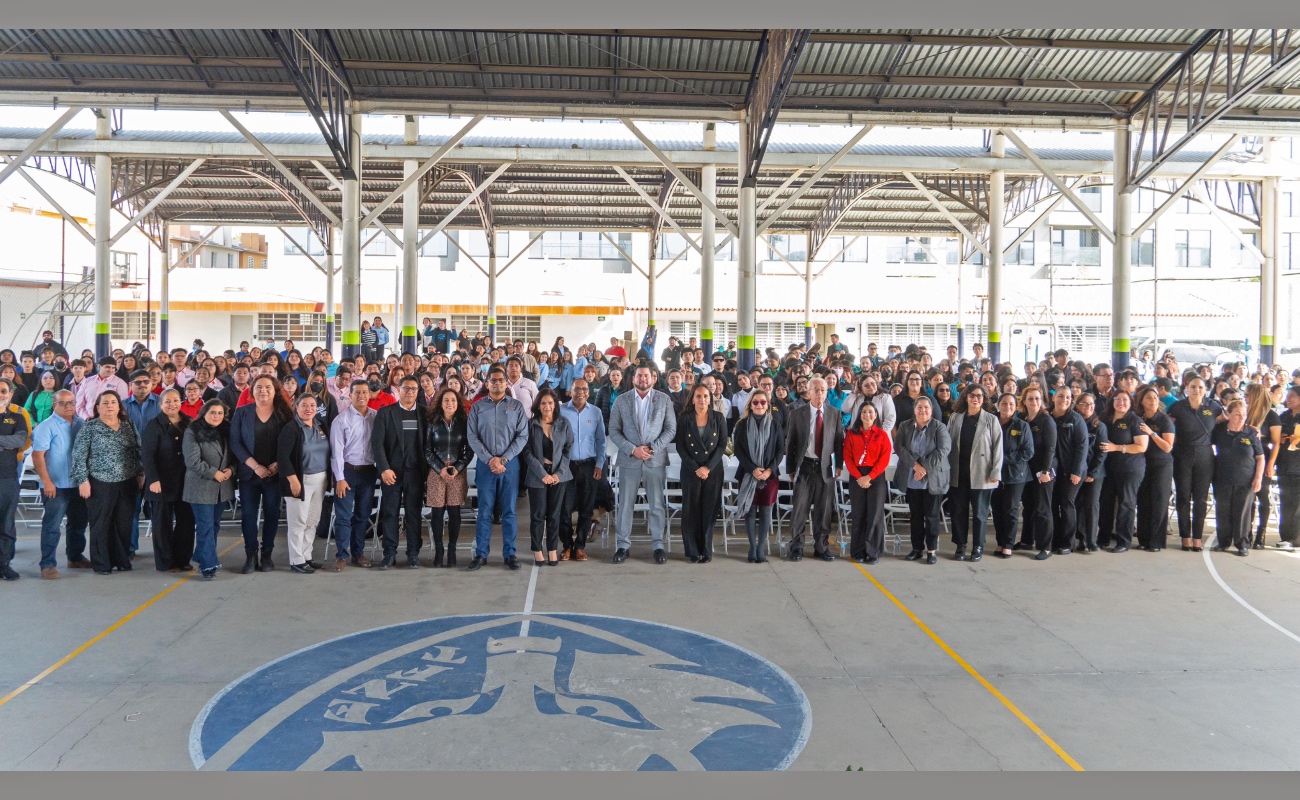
[426,468,469,508]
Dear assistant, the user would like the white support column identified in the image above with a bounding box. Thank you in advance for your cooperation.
[1261,171,1279,366]
[487,252,498,343]
[987,131,1005,365]
[160,223,170,351]
[957,234,966,358]
[401,116,419,354]
[737,121,757,371]
[804,251,813,348]
[1112,122,1133,371]
[325,226,336,352]
[93,112,112,359]
[341,113,363,358]
[700,122,717,358]
[647,248,657,352]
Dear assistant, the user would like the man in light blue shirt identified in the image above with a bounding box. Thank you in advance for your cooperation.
[558,378,607,560]
[372,317,391,360]
[30,390,89,576]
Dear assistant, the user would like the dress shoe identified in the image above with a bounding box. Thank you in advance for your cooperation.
[865,557,879,565]
[1034,550,1052,561]
[1253,538,1265,550]
[653,549,667,565]
[333,557,347,572]
[612,548,629,563]
[1012,542,1033,551]
[968,547,983,562]
[904,550,923,561]
[41,567,61,580]
[1191,545,1203,553]
[378,554,396,570]
[559,549,571,561]
[1237,546,1249,557]
[258,555,275,572]
[431,551,445,568]
[924,552,937,565]
[789,551,804,562]
[128,551,136,561]
[1147,547,1161,553]
[1111,546,1130,553]
[165,567,182,574]
[1,565,21,581]
[68,558,92,569]
[505,556,521,570]
[1086,545,1099,552]
[467,556,485,571]
[1055,548,1073,555]
[241,553,258,574]
[993,550,1011,559]
[747,556,756,563]
[307,560,324,570]
[115,563,132,572]
[179,564,194,571]
[698,555,712,563]
[953,546,966,561]
[755,555,769,563]
[445,552,458,568]
[1181,544,1192,552]
[574,549,588,562]
[688,555,700,563]
[407,555,421,569]
[201,568,217,581]
[815,552,835,562]
[290,563,315,574]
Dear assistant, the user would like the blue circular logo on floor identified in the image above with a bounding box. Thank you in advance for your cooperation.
[191,613,810,771]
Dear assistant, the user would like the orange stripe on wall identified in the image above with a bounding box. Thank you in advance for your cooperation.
[112,301,624,316]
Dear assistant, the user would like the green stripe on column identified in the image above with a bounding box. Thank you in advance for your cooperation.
[700,328,713,338]
[738,335,756,349]
[325,315,335,323]
[1112,338,1131,352]
[804,321,812,328]
[488,318,496,325]
[342,331,360,345]
[987,331,1001,343]
[160,313,169,321]
[1261,335,1275,346]
[402,326,418,337]
[95,323,110,334]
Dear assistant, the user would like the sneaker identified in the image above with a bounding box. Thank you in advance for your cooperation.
[41,567,61,580]
[290,563,315,574]
[407,555,421,569]
[201,568,217,581]
[1273,541,1295,550]
[1,565,20,581]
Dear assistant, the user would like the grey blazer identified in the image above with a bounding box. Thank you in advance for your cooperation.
[522,416,574,489]
[784,402,845,482]
[893,418,952,495]
[946,410,1003,489]
[608,389,677,468]
[181,425,236,505]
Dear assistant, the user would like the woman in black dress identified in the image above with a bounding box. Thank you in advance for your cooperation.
[1097,391,1149,553]
[1167,377,1221,551]
[1212,399,1265,557]
[1134,385,1176,552]
[675,385,728,563]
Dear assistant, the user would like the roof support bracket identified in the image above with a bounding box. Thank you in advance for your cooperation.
[742,29,812,188]
[0,105,82,189]
[263,29,356,179]
[620,118,739,237]
[360,115,484,230]
[999,128,1116,243]
[757,123,871,233]
[109,157,204,246]
[1132,134,1239,237]
[415,161,511,250]
[903,171,992,260]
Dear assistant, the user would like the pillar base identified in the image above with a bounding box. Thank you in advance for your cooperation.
[738,335,756,371]
[159,317,169,353]
[325,320,335,353]
[957,327,965,360]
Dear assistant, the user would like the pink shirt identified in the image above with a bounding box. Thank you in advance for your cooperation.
[75,374,129,419]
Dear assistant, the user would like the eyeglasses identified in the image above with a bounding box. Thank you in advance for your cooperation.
[751,400,768,407]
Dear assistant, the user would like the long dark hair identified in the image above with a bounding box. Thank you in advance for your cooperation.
[532,387,562,421]
[426,386,466,423]
[248,374,293,421]
[191,398,230,443]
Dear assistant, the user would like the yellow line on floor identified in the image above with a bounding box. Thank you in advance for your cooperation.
[850,562,1085,771]
[0,540,242,712]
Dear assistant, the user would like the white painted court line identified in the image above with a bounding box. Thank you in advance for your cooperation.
[519,562,539,639]
[1203,535,1300,647]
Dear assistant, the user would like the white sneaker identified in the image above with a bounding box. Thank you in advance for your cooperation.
[1273,541,1295,550]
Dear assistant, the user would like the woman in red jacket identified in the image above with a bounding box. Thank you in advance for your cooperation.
[844,402,893,564]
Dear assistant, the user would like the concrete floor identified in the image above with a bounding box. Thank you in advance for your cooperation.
[0,505,1298,771]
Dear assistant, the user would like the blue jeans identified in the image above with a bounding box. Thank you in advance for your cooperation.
[191,503,222,572]
[239,476,282,554]
[332,465,377,559]
[474,459,520,560]
[40,488,88,569]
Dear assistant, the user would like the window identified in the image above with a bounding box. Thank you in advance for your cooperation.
[246,255,254,269]
[1134,187,1158,213]
[1174,229,1212,267]
[210,251,218,268]
[1055,325,1112,356]
[227,252,234,268]
[419,232,449,257]
[862,323,986,354]
[449,315,541,343]
[885,237,936,264]
[110,311,156,340]
[814,235,868,263]
[1006,229,1035,266]
[1284,191,1295,218]
[110,250,139,283]
[539,231,627,260]
[658,233,691,260]
[1236,232,1260,268]
[257,313,327,342]
[1285,232,1296,272]
[282,229,326,256]
[456,231,510,259]
[1050,228,1101,265]
[261,258,267,269]
[1132,230,1154,266]
[1078,185,1103,212]
[765,234,807,263]
[364,228,395,256]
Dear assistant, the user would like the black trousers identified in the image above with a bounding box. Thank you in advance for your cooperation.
[560,459,599,552]
[680,468,724,559]
[88,478,137,572]
[428,505,461,556]
[906,488,943,552]
[991,481,1025,549]
[1255,475,1273,540]
[1214,482,1256,549]
[1277,473,1300,546]
[1051,478,1082,550]
[379,467,425,558]
[1136,460,1173,548]
[848,479,887,560]
[150,498,195,571]
[789,463,836,556]
[528,483,566,553]
[949,485,992,550]
[1099,466,1144,548]
[1075,478,1102,549]
[1021,478,1055,551]
[1174,447,1214,541]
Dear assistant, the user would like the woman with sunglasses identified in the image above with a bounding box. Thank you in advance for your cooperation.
[734,390,784,564]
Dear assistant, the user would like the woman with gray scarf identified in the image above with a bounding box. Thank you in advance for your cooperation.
[733,390,784,563]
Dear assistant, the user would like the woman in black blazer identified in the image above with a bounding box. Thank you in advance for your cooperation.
[734,390,785,563]
[522,389,573,566]
[675,385,728,563]
[141,388,194,572]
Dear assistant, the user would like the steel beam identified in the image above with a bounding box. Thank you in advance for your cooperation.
[1261,174,1279,364]
[611,165,703,257]
[742,29,812,188]
[1132,135,1240,237]
[415,162,511,250]
[757,124,871,232]
[1000,128,1116,243]
[988,132,1005,365]
[109,158,204,246]
[0,105,81,189]
[903,172,991,261]
[360,115,484,230]
[263,29,356,179]
[620,118,738,236]
[737,122,757,371]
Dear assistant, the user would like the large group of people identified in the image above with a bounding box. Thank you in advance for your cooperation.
[1,322,1298,584]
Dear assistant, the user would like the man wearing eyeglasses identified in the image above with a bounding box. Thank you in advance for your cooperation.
[466,366,529,571]
[123,370,162,557]
[371,375,428,570]
[30,390,89,578]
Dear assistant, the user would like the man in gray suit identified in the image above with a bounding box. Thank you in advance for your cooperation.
[608,364,677,564]
[784,376,845,562]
